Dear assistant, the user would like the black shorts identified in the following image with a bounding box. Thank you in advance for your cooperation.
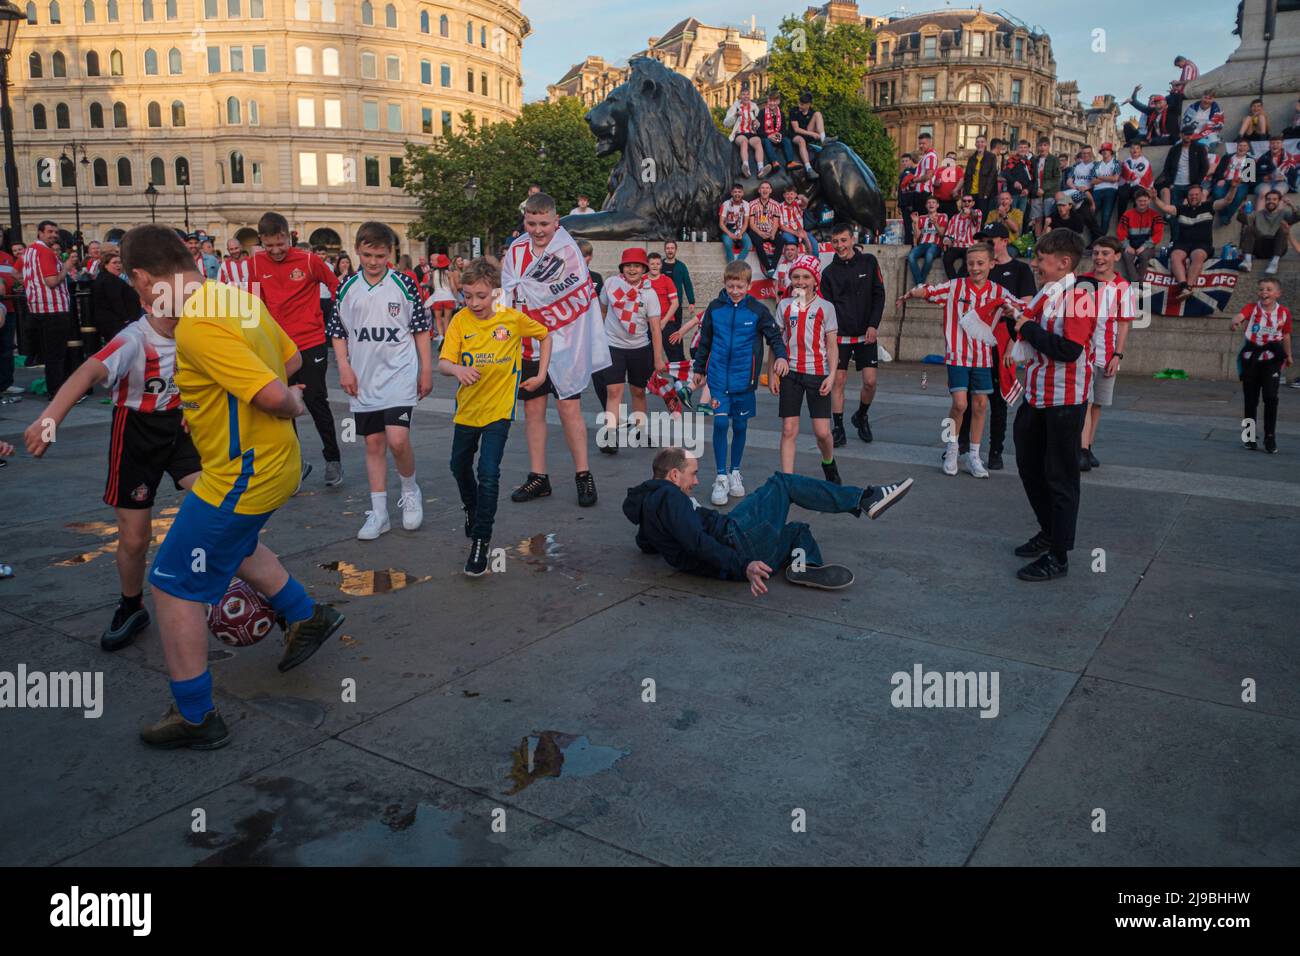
[603,344,654,389]
[661,320,686,363]
[104,406,201,509]
[354,406,413,435]
[1172,241,1213,257]
[517,359,556,401]
[778,371,833,419]
[837,340,878,371]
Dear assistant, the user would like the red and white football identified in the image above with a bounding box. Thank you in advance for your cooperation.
[207,578,277,647]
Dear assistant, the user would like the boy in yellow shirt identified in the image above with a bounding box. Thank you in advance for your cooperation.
[440,258,552,576]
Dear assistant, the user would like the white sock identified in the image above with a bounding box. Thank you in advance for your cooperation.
[400,473,418,496]
[370,492,387,514]
[969,443,981,459]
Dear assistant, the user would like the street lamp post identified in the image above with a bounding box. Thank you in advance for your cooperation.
[176,163,190,231]
[60,143,87,253]
[0,2,26,245]
[145,183,158,223]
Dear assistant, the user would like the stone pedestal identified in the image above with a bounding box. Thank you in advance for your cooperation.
[1186,0,1300,134]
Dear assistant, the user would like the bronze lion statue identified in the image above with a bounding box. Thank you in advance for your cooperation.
[562,57,886,241]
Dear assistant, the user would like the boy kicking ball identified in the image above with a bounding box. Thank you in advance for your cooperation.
[770,255,841,483]
[328,222,433,540]
[440,258,552,576]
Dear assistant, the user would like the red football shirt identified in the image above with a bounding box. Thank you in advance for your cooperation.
[648,274,679,323]
[250,247,339,351]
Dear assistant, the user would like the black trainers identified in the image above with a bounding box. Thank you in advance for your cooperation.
[851,407,873,442]
[988,450,1004,470]
[140,705,231,751]
[784,563,855,589]
[278,604,345,673]
[1016,552,1069,581]
[102,602,149,652]
[821,460,842,485]
[1244,440,1258,451]
[1077,448,1091,472]
[1086,448,1100,469]
[463,506,472,538]
[511,472,552,503]
[1014,532,1052,558]
[576,470,597,507]
[464,538,490,577]
[860,477,914,519]
[1265,437,1278,454]
[831,423,847,448]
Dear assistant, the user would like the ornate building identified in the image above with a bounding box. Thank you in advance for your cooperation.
[8,0,529,251]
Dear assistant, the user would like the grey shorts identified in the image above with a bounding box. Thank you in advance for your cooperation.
[1090,366,1117,407]
[1029,197,1056,221]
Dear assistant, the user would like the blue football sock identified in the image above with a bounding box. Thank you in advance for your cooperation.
[170,670,214,724]
[713,415,730,476]
[268,576,314,625]
[729,417,748,471]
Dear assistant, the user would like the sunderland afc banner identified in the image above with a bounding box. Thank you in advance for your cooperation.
[1142,256,1241,318]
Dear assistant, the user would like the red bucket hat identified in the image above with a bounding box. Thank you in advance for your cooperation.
[619,248,649,269]
[432,253,450,269]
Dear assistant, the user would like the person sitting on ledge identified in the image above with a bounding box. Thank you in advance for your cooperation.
[623,446,914,595]
[724,81,766,179]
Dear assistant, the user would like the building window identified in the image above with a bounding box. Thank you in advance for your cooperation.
[146,101,162,126]
[918,124,934,140]
[52,51,66,77]
[384,2,395,27]
[480,25,486,47]
[1007,125,1020,147]
[48,0,60,22]
[113,101,127,127]
[296,46,312,74]
[466,68,473,93]
[1011,79,1022,104]
[25,1,35,23]
[360,52,376,79]
[386,54,400,81]
[36,157,51,186]
[107,0,117,17]
[227,0,239,14]
[320,0,333,19]
[207,46,220,73]
[466,18,472,43]
[326,153,345,185]
[1015,36,1023,59]
[171,99,185,125]
[226,96,241,124]
[89,101,104,127]
[324,97,341,128]
[299,152,317,186]
[364,154,379,186]
[922,35,936,58]
[248,100,259,125]
[880,40,890,58]
[297,97,315,126]
[92,157,108,186]
[81,0,94,21]
[251,161,262,185]
[440,63,451,87]
[970,32,985,56]
[438,13,447,36]
[419,10,427,32]
[386,102,401,131]
[420,60,430,84]
[230,151,245,184]
[28,52,40,78]
[165,0,175,17]
[175,156,190,185]
[441,110,451,135]
[32,105,46,130]
[293,0,306,17]
[252,45,266,71]
[322,47,339,75]
[480,72,487,96]
[168,47,181,74]
[59,154,75,186]
[110,49,123,75]
[958,124,987,149]
[363,100,378,130]
[251,0,262,14]
[388,156,402,187]
[421,106,432,133]
[117,157,132,186]
[963,84,988,103]
[360,0,371,25]
[86,51,100,75]
[202,0,214,14]
[920,77,936,102]
[150,156,165,185]
[230,47,244,71]
[55,102,69,128]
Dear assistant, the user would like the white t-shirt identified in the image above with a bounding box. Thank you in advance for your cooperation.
[719,199,748,234]
[325,269,431,412]
[1175,149,1191,187]
[1092,158,1120,192]
[568,206,596,216]
[600,274,661,350]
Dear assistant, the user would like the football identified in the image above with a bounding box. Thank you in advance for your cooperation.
[207,578,278,647]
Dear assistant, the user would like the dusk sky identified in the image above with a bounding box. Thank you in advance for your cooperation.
[519,0,1241,119]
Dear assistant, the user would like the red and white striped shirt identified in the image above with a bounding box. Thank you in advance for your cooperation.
[733,100,758,135]
[1085,272,1136,366]
[506,240,540,360]
[944,211,983,248]
[1121,156,1154,190]
[22,240,70,313]
[1239,302,1292,346]
[1019,275,1098,408]
[913,212,949,244]
[914,149,938,194]
[92,317,181,412]
[217,256,251,290]
[921,277,1015,368]
[779,200,805,234]
[1172,59,1198,94]
[778,295,838,376]
[1220,153,1255,185]
[748,198,781,233]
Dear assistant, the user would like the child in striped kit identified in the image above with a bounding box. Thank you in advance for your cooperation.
[1232,277,1292,454]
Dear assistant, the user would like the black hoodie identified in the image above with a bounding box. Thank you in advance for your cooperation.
[622,479,750,581]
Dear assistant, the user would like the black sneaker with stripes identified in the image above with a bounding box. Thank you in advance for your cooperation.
[465,538,490,577]
[860,478,913,519]
[510,472,552,503]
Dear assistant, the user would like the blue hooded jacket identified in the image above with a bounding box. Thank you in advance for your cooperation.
[692,291,787,396]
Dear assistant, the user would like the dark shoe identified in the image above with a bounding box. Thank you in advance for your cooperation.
[278,604,345,673]
[1265,437,1278,454]
[851,407,873,442]
[599,444,618,455]
[101,603,149,652]
[988,450,1004,471]
[831,423,847,448]
[1244,440,1258,451]
[463,506,472,538]
[140,706,231,751]
[511,472,552,503]
[784,563,855,590]
[1016,552,1069,581]
[294,461,313,495]
[821,460,842,485]
[1086,448,1100,469]
[861,477,913,519]
[1077,449,1091,472]
[1014,532,1052,557]
[464,538,490,577]
[576,470,597,507]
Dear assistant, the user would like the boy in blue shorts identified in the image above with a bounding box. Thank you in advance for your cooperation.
[122,224,344,751]
[691,259,788,506]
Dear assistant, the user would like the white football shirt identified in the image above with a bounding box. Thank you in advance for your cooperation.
[326,269,431,412]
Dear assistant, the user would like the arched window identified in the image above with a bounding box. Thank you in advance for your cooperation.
[113,101,127,127]
[32,104,47,129]
[49,1,60,23]
[55,102,70,128]
[25,2,36,24]
[419,10,427,32]
[321,47,339,76]
[171,100,185,126]
[226,96,240,124]
[147,101,161,127]
[52,52,66,77]
[107,0,117,19]
[962,83,989,103]
[360,0,371,25]
[144,48,158,74]
[82,0,94,21]
[168,47,181,75]
[86,51,100,76]
[466,19,473,43]
[439,13,447,37]
[384,2,395,27]
[28,52,41,78]
[175,156,189,185]
[230,151,245,184]
[480,25,486,47]
[92,158,108,187]
[89,102,104,127]
[117,157,133,187]
[110,50,123,75]
[295,46,312,74]
[248,99,259,125]
[60,155,76,187]
[141,0,152,18]
[150,157,165,185]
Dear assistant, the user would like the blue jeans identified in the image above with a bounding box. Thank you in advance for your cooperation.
[764,136,794,168]
[1213,181,1249,225]
[722,471,866,569]
[450,419,511,540]
[1093,189,1117,236]
[908,243,941,285]
[722,232,752,263]
[0,309,14,392]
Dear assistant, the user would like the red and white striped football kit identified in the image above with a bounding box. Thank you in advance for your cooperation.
[22,240,70,313]
[920,277,1015,367]
[1239,302,1292,346]
[914,149,938,195]
[1086,273,1136,367]
[944,211,983,248]
[217,256,251,290]
[1020,276,1099,408]
[778,295,838,376]
[914,213,948,244]
[1173,60,1199,93]
[93,317,182,412]
[779,201,804,234]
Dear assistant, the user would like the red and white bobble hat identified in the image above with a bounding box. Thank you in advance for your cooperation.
[789,254,822,286]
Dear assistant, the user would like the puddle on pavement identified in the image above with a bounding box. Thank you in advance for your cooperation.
[294,802,471,866]
[56,507,179,567]
[513,532,565,573]
[319,561,429,596]
[506,731,629,795]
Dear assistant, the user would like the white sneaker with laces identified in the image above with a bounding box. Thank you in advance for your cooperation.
[728,469,745,498]
[357,509,391,540]
[1265,256,1280,275]
[965,453,989,479]
[398,488,423,530]
[942,445,959,476]
[1241,254,1253,270]
[710,474,730,506]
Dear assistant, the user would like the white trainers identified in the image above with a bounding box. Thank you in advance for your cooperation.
[710,474,730,506]
[357,509,390,540]
[728,469,745,498]
[965,453,990,479]
[942,445,959,476]
[1265,256,1280,275]
[397,487,423,530]
[1241,254,1253,270]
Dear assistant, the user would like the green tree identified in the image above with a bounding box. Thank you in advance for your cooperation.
[403,98,615,251]
[765,15,897,192]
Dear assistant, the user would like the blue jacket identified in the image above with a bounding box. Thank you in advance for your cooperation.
[691,291,786,395]
[622,479,748,581]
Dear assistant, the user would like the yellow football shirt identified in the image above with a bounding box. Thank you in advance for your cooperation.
[175,280,302,514]
[440,306,548,428]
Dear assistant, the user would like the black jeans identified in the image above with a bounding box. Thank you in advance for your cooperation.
[38,311,73,397]
[1013,402,1088,559]
[959,345,1006,454]
[450,419,511,540]
[0,308,14,392]
[288,342,340,462]
[747,229,785,275]
[1242,354,1283,441]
